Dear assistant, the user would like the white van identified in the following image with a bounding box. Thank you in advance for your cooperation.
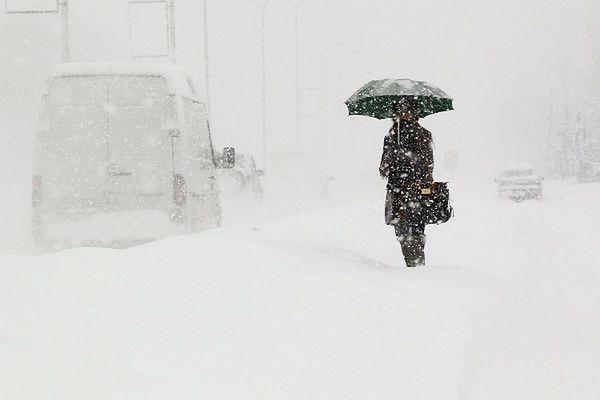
[32,63,235,247]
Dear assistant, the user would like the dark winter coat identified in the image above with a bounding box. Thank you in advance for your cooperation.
[380,119,434,225]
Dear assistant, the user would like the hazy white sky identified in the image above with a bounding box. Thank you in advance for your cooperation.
[1,0,595,161]
[1,0,598,251]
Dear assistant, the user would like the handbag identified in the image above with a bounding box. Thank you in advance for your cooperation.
[405,182,453,225]
[420,182,453,224]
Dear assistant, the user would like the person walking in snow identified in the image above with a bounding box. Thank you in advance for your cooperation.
[379,98,434,267]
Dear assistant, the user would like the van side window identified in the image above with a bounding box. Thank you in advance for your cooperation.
[183,98,213,169]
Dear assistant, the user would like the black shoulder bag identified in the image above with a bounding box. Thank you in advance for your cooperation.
[416,182,453,225]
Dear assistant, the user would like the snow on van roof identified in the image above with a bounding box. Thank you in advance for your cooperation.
[50,63,200,99]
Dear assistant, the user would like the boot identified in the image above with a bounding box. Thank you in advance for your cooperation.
[399,234,426,268]
[414,234,426,267]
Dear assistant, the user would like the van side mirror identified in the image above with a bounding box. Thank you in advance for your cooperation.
[222,147,235,169]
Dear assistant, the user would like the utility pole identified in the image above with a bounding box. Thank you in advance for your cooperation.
[59,0,69,62]
[202,0,211,119]
[167,0,176,64]
[247,0,272,171]
[547,85,554,175]
[287,0,305,147]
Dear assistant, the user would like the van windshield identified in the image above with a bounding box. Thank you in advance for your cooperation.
[49,75,169,106]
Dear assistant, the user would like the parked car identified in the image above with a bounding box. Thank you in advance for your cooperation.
[32,63,236,248]
[495,163,543,202]
[216,150,264,199]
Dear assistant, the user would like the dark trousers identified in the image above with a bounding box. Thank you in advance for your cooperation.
[394,220,426,267]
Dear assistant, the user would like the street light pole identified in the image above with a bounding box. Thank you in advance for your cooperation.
[167,0,176,64]
[287,0,305,148]
[202,0,211,120]
[59,0,69,62]
[248,0,272,171]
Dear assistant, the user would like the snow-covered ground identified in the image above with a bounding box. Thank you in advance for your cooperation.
[2,180,599,399]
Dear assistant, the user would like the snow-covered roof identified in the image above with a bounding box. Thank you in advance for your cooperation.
[49,63,200,99]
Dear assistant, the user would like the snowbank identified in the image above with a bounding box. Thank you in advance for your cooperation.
[2,205,490,400]
[2,180,600,399]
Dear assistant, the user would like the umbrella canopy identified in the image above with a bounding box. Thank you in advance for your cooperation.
[345,79,453,120]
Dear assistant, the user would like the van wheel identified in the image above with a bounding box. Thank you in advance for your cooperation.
[170,205,186,225]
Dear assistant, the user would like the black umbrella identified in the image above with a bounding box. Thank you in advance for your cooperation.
[345,79,453,120]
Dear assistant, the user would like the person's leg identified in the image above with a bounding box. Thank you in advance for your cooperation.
[394,221,426,267]
[413,221,426,267]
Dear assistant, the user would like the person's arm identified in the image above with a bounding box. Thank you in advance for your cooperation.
[416,129,434,185]
[425,131,434,184]
[379,135,392,179]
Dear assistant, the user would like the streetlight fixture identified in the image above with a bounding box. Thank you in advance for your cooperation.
[247,0,272,171]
